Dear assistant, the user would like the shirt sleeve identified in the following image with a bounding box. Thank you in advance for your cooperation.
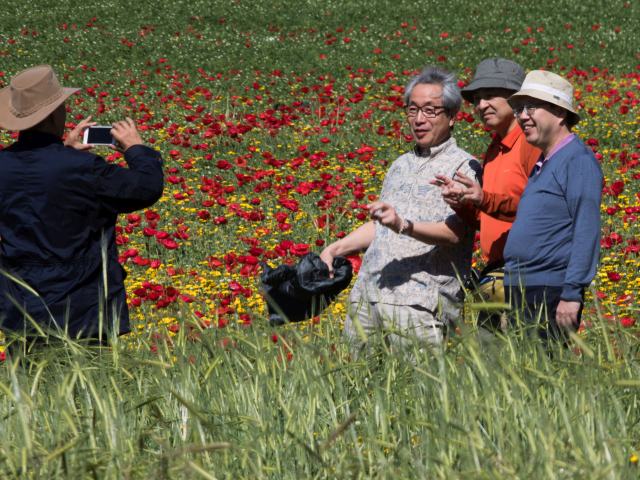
[93,145,164,214]
[561,152,603,301]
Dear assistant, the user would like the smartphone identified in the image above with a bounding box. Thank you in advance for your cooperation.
[83,126,114,145]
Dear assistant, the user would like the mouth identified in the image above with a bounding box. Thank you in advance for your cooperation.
[413,129,431,136]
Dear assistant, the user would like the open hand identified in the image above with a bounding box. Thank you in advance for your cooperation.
[432,171,483,208]
[64,116,96,151]
[111,117,143,152]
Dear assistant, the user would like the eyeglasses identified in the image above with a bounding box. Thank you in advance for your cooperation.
[406,105,447,118]
[512,103,545,117]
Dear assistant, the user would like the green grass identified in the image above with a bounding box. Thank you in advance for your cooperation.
[1,0,640,477]
[2,316,640,478]
[1,0,638,76]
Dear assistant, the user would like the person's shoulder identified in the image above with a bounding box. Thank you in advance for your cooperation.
[51,145,109,171]
[386,149,413,171]
[79,150,110,168]
[446,138,481,177]
[446,137,477,161]
[392,150,414,162]
[1,142,19,153]
[552,136,602,181]
[460,157,482,180]
[51,142,100,158]
[567,136,602,170]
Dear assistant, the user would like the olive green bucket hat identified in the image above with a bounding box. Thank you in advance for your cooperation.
[461,58,525,102]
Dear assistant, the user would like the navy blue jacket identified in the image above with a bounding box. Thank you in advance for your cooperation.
[504,135,602,301]
[0,131,163,337]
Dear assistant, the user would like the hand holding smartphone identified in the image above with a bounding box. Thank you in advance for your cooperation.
[83,126,115,145]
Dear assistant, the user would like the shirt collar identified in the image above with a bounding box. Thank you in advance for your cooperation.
[543,133,576,162]
[489,123,524,152]
[414,136,456,158]
[16,130,63,148]
[533,133,577,176]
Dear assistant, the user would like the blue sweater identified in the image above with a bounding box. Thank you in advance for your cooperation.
[504,136,603,302]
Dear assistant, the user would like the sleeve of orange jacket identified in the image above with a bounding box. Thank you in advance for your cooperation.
[477,142,541,222]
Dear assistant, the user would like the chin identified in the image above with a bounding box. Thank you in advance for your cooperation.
[524,134,540,147]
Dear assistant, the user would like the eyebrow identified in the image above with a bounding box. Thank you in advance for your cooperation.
[408,101,445,106]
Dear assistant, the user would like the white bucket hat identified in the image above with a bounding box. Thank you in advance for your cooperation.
[508,70,580,126]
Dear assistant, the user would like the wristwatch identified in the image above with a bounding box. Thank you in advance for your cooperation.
[398,218,414,236]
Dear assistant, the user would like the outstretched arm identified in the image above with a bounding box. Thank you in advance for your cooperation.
[320,221,376,274]
[93,118,164,213]
[367,201,465,246]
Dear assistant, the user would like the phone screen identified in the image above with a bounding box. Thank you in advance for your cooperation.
[85,126,114,144]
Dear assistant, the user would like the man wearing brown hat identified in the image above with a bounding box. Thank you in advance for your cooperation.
[503,70,602,342]
[0,65,164,346]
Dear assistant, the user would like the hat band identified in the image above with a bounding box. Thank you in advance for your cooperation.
[9,88,64,119]
[522,82,572,104]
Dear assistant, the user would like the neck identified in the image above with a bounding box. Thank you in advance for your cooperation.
[543,128,572,157]
[496,118,518,139]
[417,135,451,155]
[29,125,61,137]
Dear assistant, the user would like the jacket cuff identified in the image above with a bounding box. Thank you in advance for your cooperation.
[478,191,491,213]
[124,144,162,162]
[560,286,584,303]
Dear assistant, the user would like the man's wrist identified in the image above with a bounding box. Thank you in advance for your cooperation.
[560,286,585,303]
[398,218,413,236]
[559,298,582,304]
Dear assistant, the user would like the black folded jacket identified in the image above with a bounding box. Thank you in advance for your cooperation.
[260,253,353,325]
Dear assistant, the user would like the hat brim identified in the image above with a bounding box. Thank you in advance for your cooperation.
[0,86,79,131]
[460,77,520,102]
[508,90,580,125]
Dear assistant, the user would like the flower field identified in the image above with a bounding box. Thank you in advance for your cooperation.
[0,0,639,477]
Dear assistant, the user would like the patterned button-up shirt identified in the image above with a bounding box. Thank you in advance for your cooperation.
[350,136,480,317]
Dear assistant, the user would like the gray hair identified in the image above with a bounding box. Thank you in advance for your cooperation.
[404,66,461,116]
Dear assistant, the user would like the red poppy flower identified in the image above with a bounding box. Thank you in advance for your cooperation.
[607,271,622,282]
[289,243,310,256]
[620,317,636,328]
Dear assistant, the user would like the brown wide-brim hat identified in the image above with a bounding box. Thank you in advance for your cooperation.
[508,70,580,125]
[0,64,79,131]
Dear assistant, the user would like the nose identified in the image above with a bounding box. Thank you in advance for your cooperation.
[413,109,428,122]
[476,98,489,110]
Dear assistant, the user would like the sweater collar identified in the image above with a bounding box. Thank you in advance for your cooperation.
[413,136,456,158]
[16,130,63,149]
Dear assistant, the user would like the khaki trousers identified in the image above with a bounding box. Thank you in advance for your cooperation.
[344,301,446,351]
